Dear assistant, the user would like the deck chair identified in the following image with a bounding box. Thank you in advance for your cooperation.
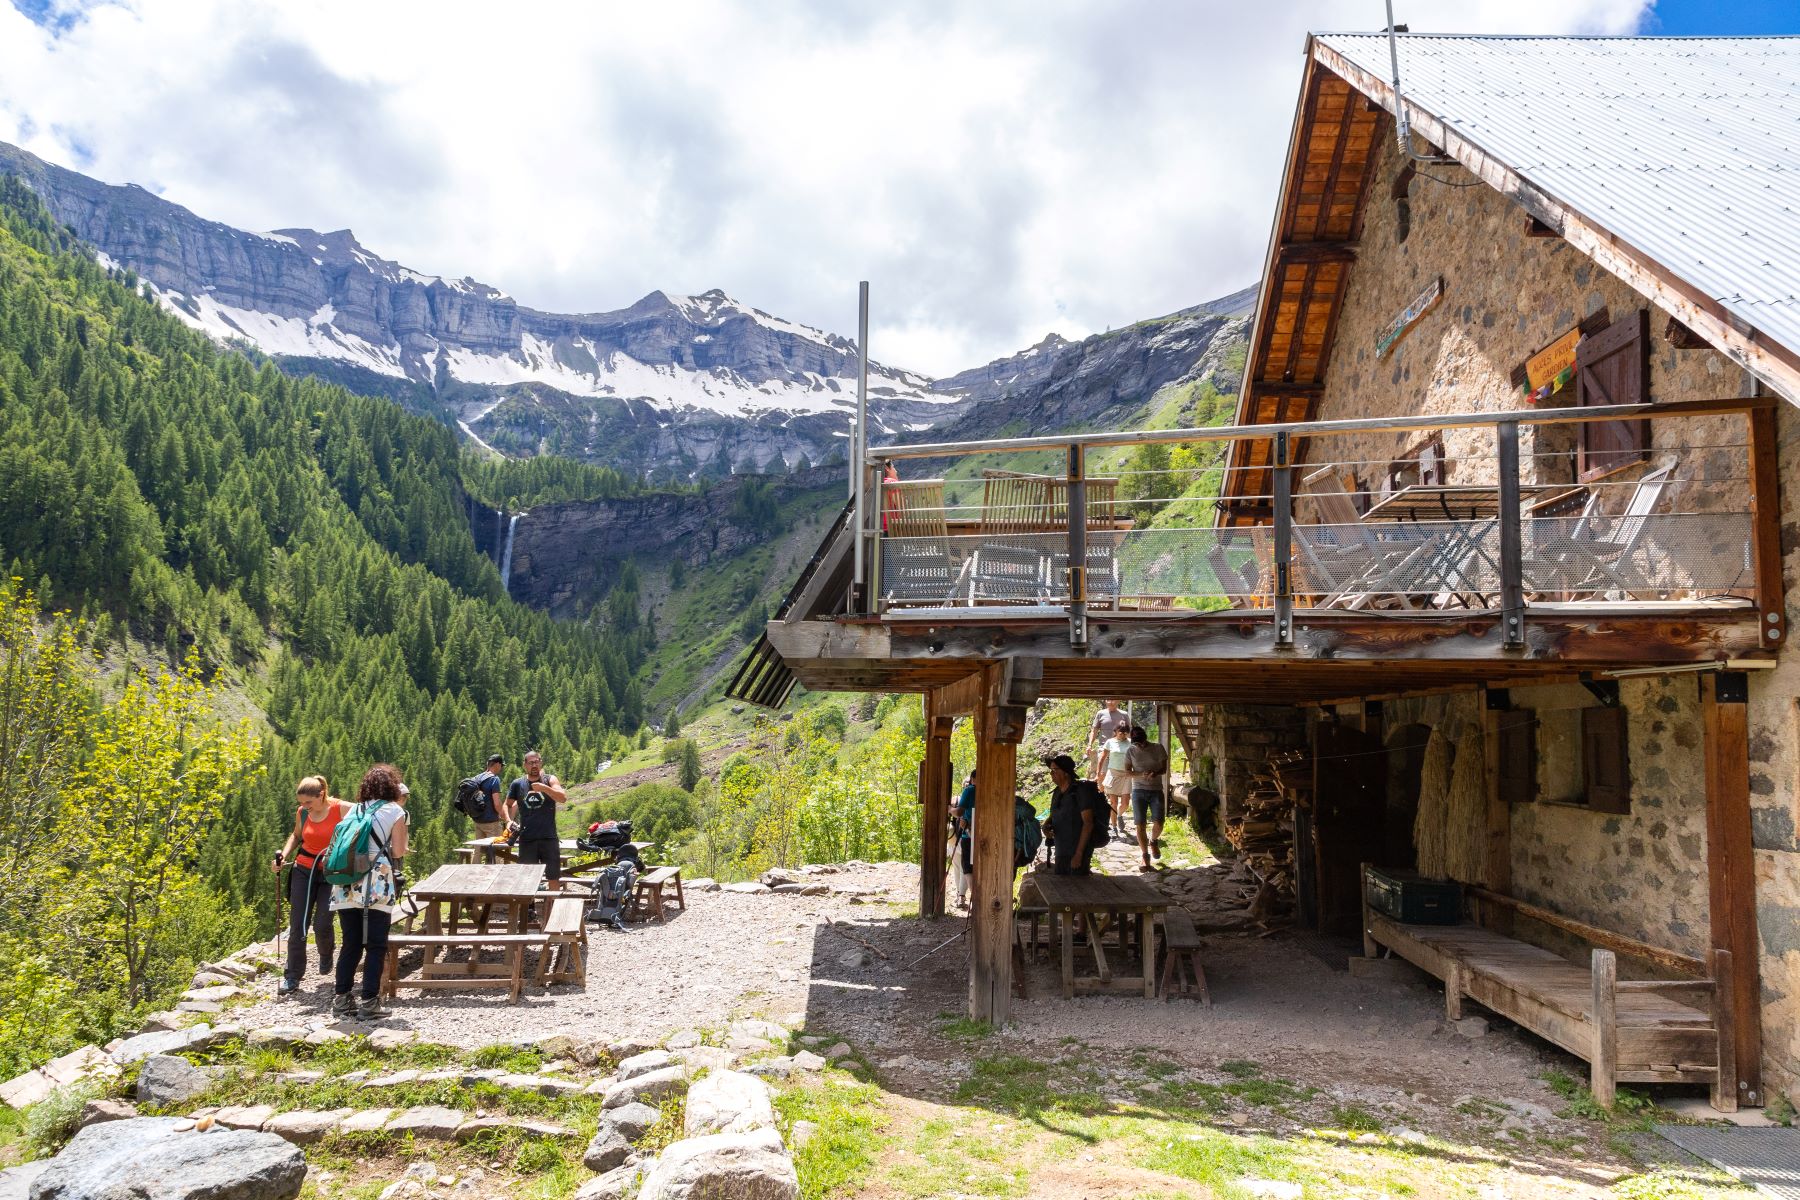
[969,471,1054,602]
[1045,477,1122,608]
[879,479,958,606]
[1531,463,1674,598]
[1296,467,1436,608]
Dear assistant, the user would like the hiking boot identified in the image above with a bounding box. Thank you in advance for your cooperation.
[1152,838,1163,859]
[355,995,393,1020]
[319,955,333,975]
[330,992,355,1017]
[277,978,299,997]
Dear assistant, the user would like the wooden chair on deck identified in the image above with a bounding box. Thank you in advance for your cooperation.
[969,472,1054,602]
[1046,477,1123,608]
[881,479,959,606]
[1530,463,1675,598]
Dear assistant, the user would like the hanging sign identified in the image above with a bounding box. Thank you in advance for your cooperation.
[1518,325,1581,403]
[1376,276,1444,359]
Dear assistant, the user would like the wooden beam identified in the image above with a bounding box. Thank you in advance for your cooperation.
[1748,405,1786,651]
[926,670,988,719]
[1479,690,1513,929]
[1525,216,1560,238]
[1701,671,1762,1106]
[1276,241,1357,265]
[970,666,1020,1025]
[1247,381,1326,398]
[919,694,953,919]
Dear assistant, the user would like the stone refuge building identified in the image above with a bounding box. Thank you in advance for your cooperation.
[734,34,1800,1114]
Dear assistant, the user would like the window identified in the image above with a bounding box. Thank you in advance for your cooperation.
[1580,706,1632,814]
[1574,311,1651,481]
[1517,703,1631,813]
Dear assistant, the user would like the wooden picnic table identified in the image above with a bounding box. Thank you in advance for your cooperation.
[457,837,653,875]
[1363,483,1582,522]
[390,863,546,1001]
[1030,871,1169,999]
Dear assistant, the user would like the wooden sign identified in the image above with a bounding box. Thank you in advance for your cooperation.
[1376,276,1444,359]
[1519,325,1581,402]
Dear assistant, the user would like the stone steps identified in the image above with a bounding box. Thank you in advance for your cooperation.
[189,1103,574,1144]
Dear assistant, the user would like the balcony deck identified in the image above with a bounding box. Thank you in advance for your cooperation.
[730,396,1781,707]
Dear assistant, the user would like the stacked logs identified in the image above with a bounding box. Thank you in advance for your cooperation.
[1223,749,1309,921]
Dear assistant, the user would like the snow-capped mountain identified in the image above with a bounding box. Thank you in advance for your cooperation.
[0,141,953,476]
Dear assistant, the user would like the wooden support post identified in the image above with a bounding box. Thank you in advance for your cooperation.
[1359,862,1377,958]
[1272,431,1294,646]
[1067,443,1088,648]
[1444,961,1464,1021]
[1711,947,1740,1113]
[1748,406,1786,650]
[1590,948,1618,1111]
[970,697,1018,1024]
[1702,671,1763,1105]
[1480,688,1513,932]
[919,695,954,919]
[1497,420,1524,649]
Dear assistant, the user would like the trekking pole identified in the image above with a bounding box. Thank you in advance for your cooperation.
[905,929,966,969]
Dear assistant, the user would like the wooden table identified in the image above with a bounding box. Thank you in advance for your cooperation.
[1363,483,1582,522]
[1030,872,1169,999]
[392,863,546,1001]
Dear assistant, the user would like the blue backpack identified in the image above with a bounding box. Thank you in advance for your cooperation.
[1014,798,1044,867]
[321,802,393,888]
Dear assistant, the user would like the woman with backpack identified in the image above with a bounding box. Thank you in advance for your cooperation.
[328,763,408,1019]
[271,775,347,996]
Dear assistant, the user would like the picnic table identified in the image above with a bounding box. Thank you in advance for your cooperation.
[1029,871,1169,999]
[457,837,654,875]
[387,863,547,1002]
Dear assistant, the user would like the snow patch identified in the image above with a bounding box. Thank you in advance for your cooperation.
[252,231,299,247]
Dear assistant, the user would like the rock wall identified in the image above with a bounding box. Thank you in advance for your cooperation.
[1190,704,1308,820]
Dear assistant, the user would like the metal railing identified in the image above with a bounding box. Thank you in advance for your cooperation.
[849,396,1784,653]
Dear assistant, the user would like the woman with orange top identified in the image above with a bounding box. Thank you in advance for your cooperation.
[271,775,347,995]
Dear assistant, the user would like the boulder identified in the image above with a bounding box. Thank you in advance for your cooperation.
[582,1124,634,1172]
[570,1040,611,1067]
[179,986,246,1005]
[136,1056,213,1107]
[683,1070,775,1137]
[604,1101,660,1142]
[366,1029,418,1052]
[637,1128,798,1200]
[265,1109,351,1144]
[385,1107,466,1140]
[666,1031,702,1050]
[790,1051,825,1072]
[824,1043,853,1061]
[29,1117,305,1200]
[687,879,720,893]
[245,1027,306,1050]
[721,883,769,895]
[607,1038,659,1060]
[338,1109,394,1133]
[111,1026,212,1066]
[301,1029,347,1046]
[759,869,803,888]
[615,1050,674,1081]
[677,1048,735,1077]
[213,1105,276,1131]
[0,1162,50,1200]
[534,1034,578,1059]
[361,1070,419,1089]
[601,1066,685,1110]
[729,1020,788,1044]
[138,1013,185,1034]
[76,1100,138,1130]
[573,1163,642,1200]
[494,1073,583,1097]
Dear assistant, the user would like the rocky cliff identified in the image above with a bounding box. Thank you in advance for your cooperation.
[0,142,955,479]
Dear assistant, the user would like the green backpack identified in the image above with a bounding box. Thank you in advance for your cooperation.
[321,802,393,888]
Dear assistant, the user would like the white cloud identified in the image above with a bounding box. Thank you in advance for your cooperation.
[0,0,1651,374]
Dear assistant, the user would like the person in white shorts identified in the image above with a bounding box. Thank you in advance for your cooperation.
[1099,721,1134,838]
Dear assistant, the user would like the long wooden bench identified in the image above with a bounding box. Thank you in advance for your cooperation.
[1360,867,1735,1111]
[384,931,549,1002]
[536,897,588,987]
[1158,908,1211,1007]
[630,866,686,923]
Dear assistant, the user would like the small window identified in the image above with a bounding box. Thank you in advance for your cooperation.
[1496,710,1536,804]
[1581,706,1632,814]
[1522,704,1630,812]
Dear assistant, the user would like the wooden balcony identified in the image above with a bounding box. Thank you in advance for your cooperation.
[733,395,1783,708]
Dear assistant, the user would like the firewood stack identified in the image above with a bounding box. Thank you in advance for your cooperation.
[1224,749,1309,921]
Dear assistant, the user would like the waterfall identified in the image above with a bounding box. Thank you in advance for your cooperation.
[500,513,519,594]
[495,508,505,565]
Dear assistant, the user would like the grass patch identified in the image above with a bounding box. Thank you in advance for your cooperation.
[21,1081,102,1160]
[1542,1070,1657,1124]
[937,1017,995,1042]
[1329,1103,1383,1133]
[1609,1165,1754,1198]
[775,1077,889,1200]
[1139,1125,1307,1194]
[638,1091,688,1156]
[883,1115,1030,1199]
[468,1045,544,1074]
[1219,1060,1262,1079]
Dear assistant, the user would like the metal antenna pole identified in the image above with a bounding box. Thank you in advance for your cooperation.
[851,281,870,608]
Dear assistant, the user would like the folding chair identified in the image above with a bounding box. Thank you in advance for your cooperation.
[1531,463,1674,598]
[880,480,959,606]
[969,472,1054,602]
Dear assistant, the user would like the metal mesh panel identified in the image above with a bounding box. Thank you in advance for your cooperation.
[1655,1125,1800,1199]
[1522,511,1754,597]
[1292,520,1503,602]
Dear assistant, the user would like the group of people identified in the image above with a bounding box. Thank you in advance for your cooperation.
[951,699,1172,899]
[270,751,571,1018]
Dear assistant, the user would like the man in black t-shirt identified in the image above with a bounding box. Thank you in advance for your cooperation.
[504,750,568,889]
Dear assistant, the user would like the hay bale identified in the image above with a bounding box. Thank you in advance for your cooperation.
[1444,731,1488,884]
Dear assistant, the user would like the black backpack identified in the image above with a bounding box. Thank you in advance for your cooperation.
[453,776,487,819]
[1077,780,1112,849]
[586,862,638,931]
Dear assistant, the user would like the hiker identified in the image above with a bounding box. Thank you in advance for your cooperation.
[880,461,902,532]
[953,770,976,907]
[329,763,408,1019]
[1045,754,1104,876]
[1084,699,1129,777]
[505,750,569,889]
[1013,794,1044,873]
[271,775,346,996]
[1099,720,1134,838]
[458,755,507,839]
[1127,725,1171,870]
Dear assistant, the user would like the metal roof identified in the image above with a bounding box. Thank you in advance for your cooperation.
[1316,34,1800,390]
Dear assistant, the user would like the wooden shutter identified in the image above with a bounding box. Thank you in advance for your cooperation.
[1581,706,1631,813]
[1575,311,1651,481]
[1497,710,1537,804]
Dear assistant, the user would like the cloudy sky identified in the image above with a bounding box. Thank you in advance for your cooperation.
[0,0,1737,374]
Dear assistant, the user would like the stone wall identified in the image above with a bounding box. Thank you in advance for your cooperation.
[1189,704,1308,820]
[1298,129,1800,1101]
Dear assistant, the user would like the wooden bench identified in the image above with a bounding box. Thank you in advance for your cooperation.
[384,932,548,1002]
[536,897,588,987]
[1360,867,1735,1111]
[1158,908,1211,1006]
[629,866,686,923]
